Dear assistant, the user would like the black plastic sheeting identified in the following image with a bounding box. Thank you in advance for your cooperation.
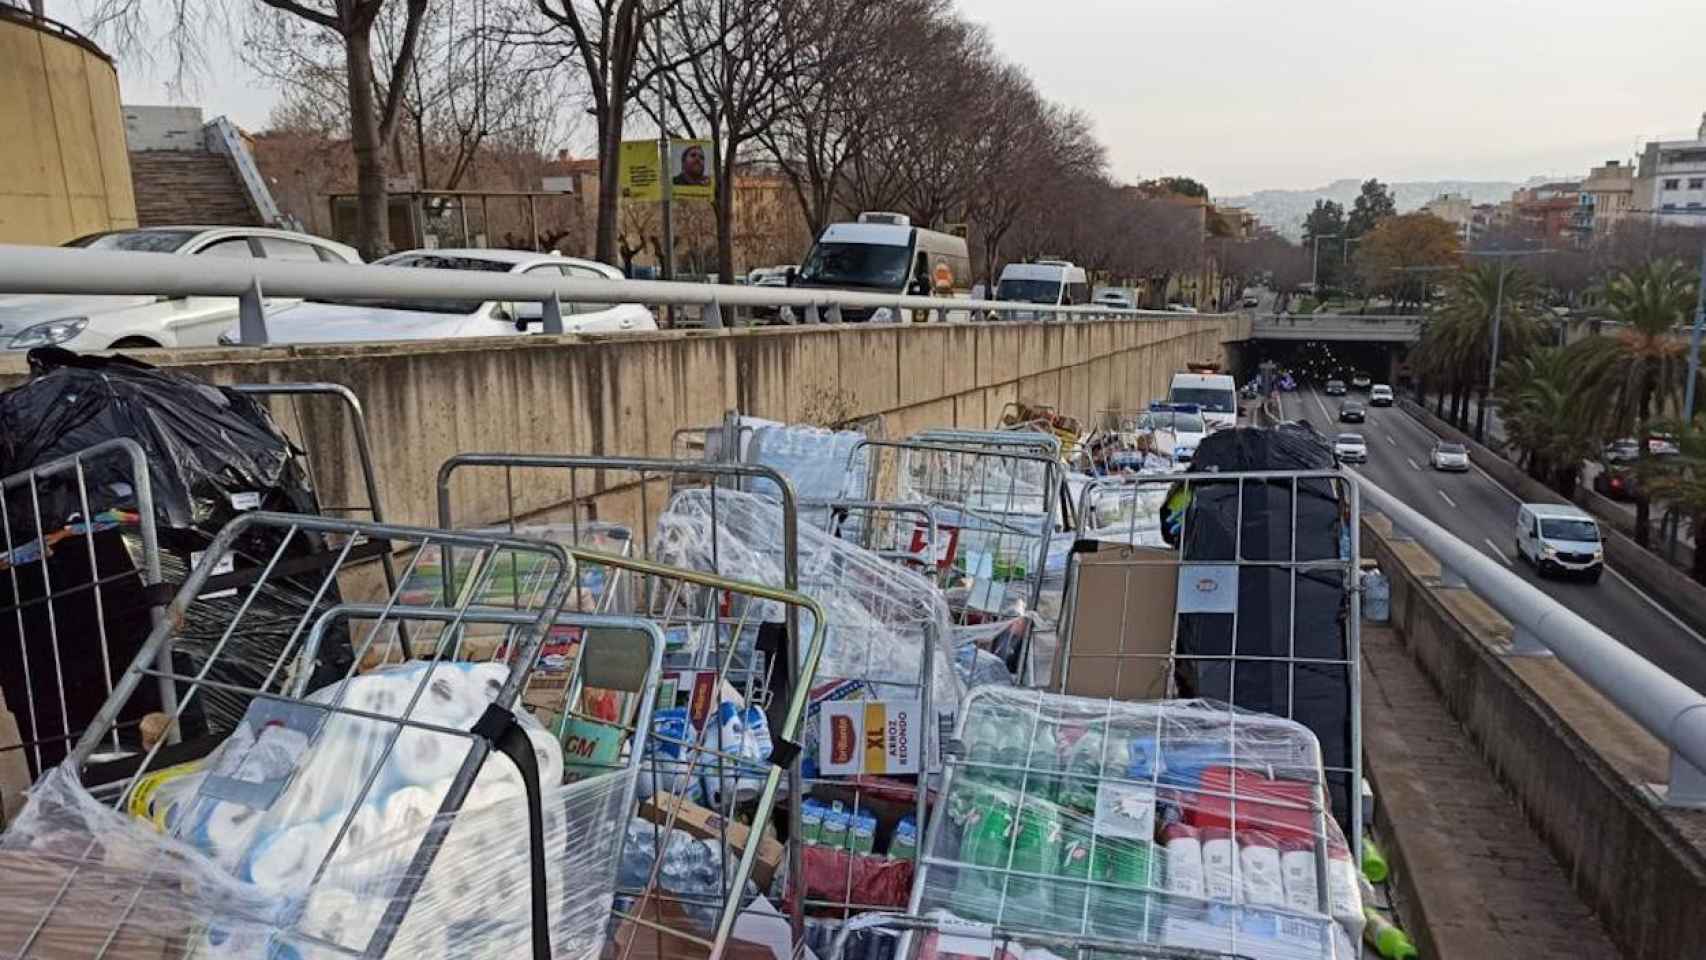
[1170,424,1356,832]
[0,349,352,753]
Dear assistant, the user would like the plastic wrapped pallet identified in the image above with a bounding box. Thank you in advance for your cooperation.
[652,489,962,771]
[0,659,636,959]
[916,689,1362,959]
[0,349,352,747]
[746,424,870,504]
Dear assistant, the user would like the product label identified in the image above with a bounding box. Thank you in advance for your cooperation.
[1094,782,1156,839]
[908,522,961,571]
[190,550,238,600]
[1177,563,1238,614]
[561,717,625,781]
[229,491,262,512]
[818,699,921,775]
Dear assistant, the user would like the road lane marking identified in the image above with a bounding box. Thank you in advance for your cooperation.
[1387,435,1397,446]
[1407,457,1421,471]
[1309,385,1333,422]
[1438,490,1457,508]
[1483,538,1512,565]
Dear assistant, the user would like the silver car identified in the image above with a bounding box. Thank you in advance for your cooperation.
[1431,440,1470,472]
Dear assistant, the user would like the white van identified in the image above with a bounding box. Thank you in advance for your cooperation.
[1167,372,1239,431]
[1515,503,1603,582]
[788,212,971,322]
[994,261,1090,321]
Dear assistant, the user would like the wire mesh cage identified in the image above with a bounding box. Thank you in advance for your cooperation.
[648,487,958,926]
[883,688,1364,960]
[0,512,618,958]
[0,438,169,827]
[1054,468,1362,850]
[847,439,1067,686]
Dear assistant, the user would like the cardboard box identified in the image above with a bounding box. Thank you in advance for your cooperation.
[638,793,785,889]
[1053,544,1178,700]
[0,686,31,825]
[606,896,798,960]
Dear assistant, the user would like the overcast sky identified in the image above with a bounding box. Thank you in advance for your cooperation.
[77,0,1706,197]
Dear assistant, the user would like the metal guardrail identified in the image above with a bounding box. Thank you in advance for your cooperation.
[0,245,1225,342]
[1251,313,1424,341]
[1356,473,1706,808]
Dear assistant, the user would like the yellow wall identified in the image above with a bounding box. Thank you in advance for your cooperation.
[0,16,136,245]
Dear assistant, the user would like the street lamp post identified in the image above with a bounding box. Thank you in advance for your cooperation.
[1311,233,1340,297]
[1683,242,1706,420]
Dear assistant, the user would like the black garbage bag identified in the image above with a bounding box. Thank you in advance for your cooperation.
[1169,424,1355,830]
[0,349,352,764]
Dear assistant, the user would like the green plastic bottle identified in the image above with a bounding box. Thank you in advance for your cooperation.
[1023,719,1063,804]
[1362,835,1390,884]
[1055,815,1095,932]
[1091,834,1158,939]
[953,789,1016,922]
[1003,798,1059,928]
[1363,907,1418,959]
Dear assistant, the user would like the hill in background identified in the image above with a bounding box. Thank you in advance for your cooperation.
[1221,177,1551,239]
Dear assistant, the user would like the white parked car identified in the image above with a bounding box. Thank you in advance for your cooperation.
[1,226,360,351]
[236,249,657,345]
[1093,288,1136,310]
[1333,432,1368,463]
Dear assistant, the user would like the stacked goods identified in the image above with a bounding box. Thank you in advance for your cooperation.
[916,690,1363,960]
[0,660,634,959]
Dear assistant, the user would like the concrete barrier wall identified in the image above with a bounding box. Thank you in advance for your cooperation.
[1399,398,1706,638]
[1364,517,1706,960]
[0,317,1246,530]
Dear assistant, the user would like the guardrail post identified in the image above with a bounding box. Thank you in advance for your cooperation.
[1664,745,1706,808]
[704,298,725,330]
[804,304,821,325]
[541,293,565,335]
[238,276,268,345]
[1438,564,1467,589]
[827,303,843,324]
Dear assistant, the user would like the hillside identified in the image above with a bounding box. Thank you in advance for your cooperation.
[1222,177,1549,239]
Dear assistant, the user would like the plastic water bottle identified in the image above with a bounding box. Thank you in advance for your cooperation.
[1059,730,1104,814]
[1023,720,1062,804]
[1004,799,1060,928]
[1055,814,1094,931]
[952,790,1016,923]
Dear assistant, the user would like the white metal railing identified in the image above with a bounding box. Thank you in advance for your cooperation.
[1357,473,1706,808]
[0,245,1221,343]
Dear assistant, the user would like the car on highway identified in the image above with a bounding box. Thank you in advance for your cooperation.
[1515,503,1603,583]
[789,212,971,322]
[994,259,1089,320]
[1167,371,1239,431]
[1350,373,1373,391]
[1430,440,1470,471]
[1333,432,1368,463]
[1324,379,1347,396]
[1338,401,1365,423]
[1603,436,1679,463]
[228,248,657,345]
[1240,295,1260,308]
[2,226,360,351]
[1131,402,1208,464]
[1370,384,1394,406]
[1092,288,1136,310]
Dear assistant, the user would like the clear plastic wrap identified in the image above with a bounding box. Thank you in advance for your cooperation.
[0,660,636,959]
[915,689,1363,959]
[652,489,962,770]
[747,424,871,503]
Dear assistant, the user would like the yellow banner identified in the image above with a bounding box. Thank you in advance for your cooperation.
[668,138,715,201]
[619,140,661,202]
[864,701,888,774]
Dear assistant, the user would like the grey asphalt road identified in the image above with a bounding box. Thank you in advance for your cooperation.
[1281,384,1706,695]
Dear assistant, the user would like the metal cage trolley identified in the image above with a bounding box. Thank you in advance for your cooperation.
[1055,469,1363,851]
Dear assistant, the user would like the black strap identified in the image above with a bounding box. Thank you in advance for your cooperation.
[472,703,551,960]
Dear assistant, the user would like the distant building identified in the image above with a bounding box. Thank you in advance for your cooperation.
[1510,181,1582,243]
[1633,114,1706,226]
[1212,204,1258,240]
[1575,160,1634,238]
[1420,193,1474,244]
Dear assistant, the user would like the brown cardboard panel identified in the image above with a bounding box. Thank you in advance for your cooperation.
[1054,544,1178,700]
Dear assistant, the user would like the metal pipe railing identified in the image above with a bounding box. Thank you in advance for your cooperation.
[0,245,1224,339]
[1356,473,1706,806]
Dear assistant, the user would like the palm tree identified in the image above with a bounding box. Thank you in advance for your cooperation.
[1496,347,1597,496]
[1636,417,1706,583]
[1416,263,1542,437]
[1572,258,1701,546]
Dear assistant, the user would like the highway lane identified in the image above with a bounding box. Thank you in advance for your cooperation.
[1278,384,1706,696]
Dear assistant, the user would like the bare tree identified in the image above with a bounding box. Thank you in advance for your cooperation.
[642,0,789,281]
[88,0,427,259]
[530,0,701,266]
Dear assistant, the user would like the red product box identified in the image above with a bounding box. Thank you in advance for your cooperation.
[1183,765,1318,842]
